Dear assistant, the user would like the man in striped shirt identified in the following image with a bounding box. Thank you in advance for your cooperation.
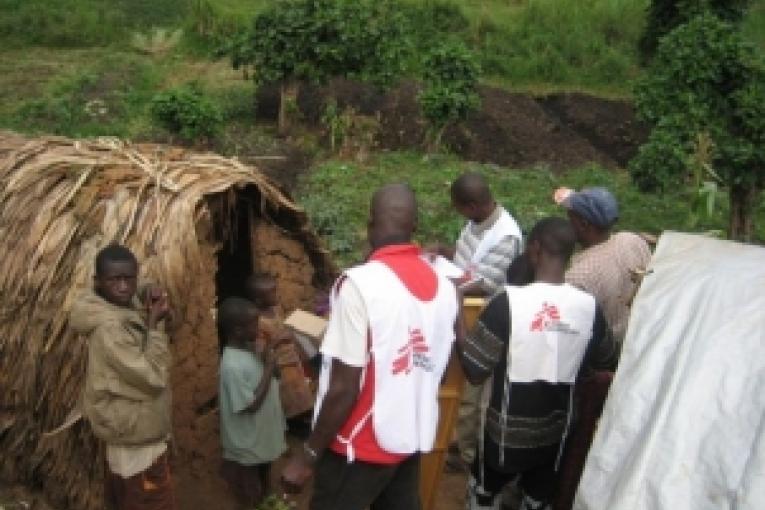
[429,172,523,471]
[432,172,523,296]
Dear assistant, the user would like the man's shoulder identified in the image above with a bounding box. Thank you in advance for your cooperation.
[612,231,649,246]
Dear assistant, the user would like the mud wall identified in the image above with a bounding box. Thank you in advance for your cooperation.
[169,218,323,510]
[169,241,236,510]
[251,220,318,313]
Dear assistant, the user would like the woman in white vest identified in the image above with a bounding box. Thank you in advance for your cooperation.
[454,217,617,510]
[281,183,459,510]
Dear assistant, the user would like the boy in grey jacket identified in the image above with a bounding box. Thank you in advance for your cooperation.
[70,244,175,510]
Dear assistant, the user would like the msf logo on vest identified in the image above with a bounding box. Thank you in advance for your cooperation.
[530,302,579,334]
[392,328,434,375]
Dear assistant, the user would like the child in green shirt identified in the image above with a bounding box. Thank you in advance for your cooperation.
[218,297,287,509]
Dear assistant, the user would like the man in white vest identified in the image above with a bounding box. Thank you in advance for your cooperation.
[455,217,616,510]
[280,183,459,510]
[428,172,524,474]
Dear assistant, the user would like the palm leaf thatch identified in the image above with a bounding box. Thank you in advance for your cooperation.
[0,132,335,509]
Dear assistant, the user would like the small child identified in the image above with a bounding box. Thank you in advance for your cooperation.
[245,274,284,339]
[245,274,315,419]
[218,297,287,509]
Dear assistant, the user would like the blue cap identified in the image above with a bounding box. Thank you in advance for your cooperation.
[561,187,619,228]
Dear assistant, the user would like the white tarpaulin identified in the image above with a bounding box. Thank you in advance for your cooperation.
[575,232,765,510]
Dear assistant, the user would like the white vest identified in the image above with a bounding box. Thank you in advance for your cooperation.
[469,208,523,265]
[505,283,595,384]
[316,259,458,458]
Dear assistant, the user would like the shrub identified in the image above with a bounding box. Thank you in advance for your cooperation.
[221,0,408,133]
[639,0,751,62]
[243,0,407,87]
[150,84,223,141]
[419,41,481,149]
[630,13,765,240]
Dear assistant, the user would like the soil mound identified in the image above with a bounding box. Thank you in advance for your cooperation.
[258,79,647,174]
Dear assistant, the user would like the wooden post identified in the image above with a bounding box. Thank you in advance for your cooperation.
[419,297,486,510]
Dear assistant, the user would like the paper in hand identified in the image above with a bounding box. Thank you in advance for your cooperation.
[430,256,466,279]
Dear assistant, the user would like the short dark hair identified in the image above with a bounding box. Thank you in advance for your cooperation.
[527,217,577,262]
[218,297,257,344]
[95,244,138,276]
[450,172,492,206]
[506,252,534,285]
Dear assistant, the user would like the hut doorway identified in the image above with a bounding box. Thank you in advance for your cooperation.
[215,190,256,302]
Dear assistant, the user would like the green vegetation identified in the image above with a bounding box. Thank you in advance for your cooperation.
[639,0,752,61]
[150,84,224,141]
[297,152,754,266]
[0,0,188,47]
[1,0,763,115]
[419,41,481,150]
[631,13,765,240]
[220,0,407,133]
[3,50,161,137]
[1,0,764,253]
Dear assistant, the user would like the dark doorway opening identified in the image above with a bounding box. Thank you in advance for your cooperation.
[215,193,255,302]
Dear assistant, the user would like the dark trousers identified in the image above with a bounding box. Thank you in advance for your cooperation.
[553,371,614,510]
[471,441,559,507]
[220,459,271,508]
[105,452,176,510]
[311,450,421,510]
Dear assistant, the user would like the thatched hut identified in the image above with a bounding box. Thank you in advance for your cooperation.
[0,132,335,509]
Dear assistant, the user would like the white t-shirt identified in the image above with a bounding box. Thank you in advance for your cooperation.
[320,279,368,368]
[107,442,166,478]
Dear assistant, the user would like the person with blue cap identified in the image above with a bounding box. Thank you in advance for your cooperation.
[553,186,651,510]
[555,186,650,345]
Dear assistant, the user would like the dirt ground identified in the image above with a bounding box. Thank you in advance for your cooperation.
[1,440,468,510]
[176,435,469,510]
[251,79,647,193]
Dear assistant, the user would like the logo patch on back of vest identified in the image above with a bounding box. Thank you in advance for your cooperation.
[392,328,433,375]
[530,302,580,334]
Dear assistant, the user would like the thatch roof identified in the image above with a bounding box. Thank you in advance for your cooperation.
[0,132,335,509]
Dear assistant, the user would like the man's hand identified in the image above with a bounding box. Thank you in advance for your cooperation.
[145,285,170,330]
[281,448,315,495]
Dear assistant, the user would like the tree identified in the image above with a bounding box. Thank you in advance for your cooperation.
[639,0,751,62]
[630,13,765,241]
[225,0,407,135]
[418,41,481,151]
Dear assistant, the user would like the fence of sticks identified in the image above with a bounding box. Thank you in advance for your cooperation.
[0,132,336,509]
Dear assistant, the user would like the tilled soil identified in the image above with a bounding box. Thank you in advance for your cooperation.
[253,78,647,191]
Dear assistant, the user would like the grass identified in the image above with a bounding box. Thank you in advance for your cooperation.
[0,43,257,138]
[1,49,164,138]
[742,0,765,54]
[0,0,649,96]
[1,0,762,100]
[296,151,763,267]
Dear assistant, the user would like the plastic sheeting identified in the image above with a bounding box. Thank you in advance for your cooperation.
[575,232,765,510]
